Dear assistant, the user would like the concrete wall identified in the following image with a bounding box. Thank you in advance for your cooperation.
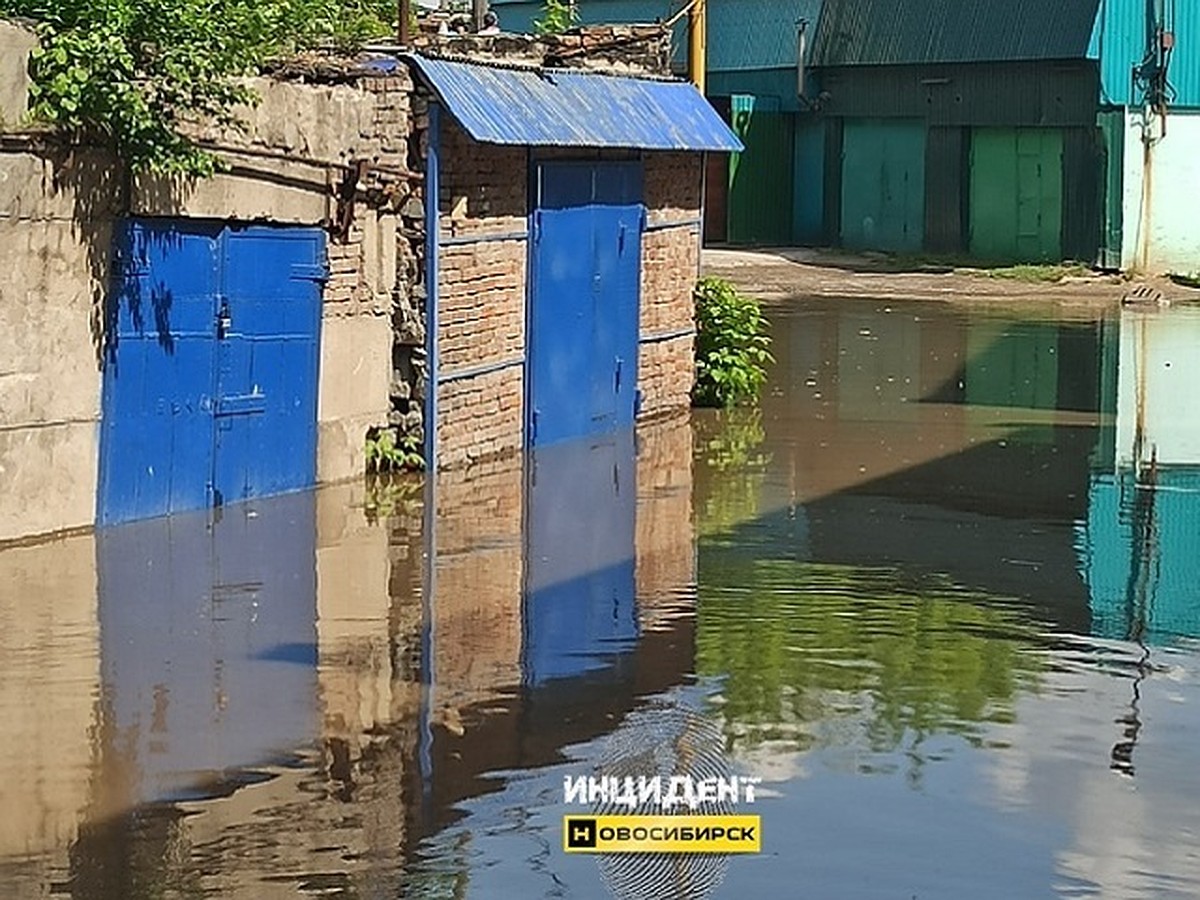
[1120,109,1200,274]
[0,63,413,540]
[0,21,36,127]
[0,148,121,542]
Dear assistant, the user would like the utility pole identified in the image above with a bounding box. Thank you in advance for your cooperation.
[398,0,410,46]
[473,0,487,32]
[688,0,707,94]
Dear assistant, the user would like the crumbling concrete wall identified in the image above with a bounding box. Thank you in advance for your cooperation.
[414,23,673,77]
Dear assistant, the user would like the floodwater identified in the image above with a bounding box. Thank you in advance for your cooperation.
[4,296,1200,899]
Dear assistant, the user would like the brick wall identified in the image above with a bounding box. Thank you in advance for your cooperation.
[434,119,528,467]
[639,152,703,418]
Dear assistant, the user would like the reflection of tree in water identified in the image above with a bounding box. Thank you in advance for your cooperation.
[692,407,771,539]
[694,560,1046,774]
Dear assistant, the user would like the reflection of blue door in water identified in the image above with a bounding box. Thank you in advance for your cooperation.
[96,492,317,803]
[522,431,638,685]
[527,162,642,447]
[99,221,325,525]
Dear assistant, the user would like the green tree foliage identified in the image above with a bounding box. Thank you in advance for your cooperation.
[1,0,397,174]
[534,0,578,35]
[693,276,774,408]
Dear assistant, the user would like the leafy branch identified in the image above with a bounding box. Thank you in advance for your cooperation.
[2,0,398,175]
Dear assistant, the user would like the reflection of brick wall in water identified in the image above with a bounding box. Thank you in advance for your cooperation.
[635,414,696,630]
[433,453,525,710]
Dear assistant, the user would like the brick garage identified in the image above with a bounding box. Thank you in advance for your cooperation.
[404,53,740,469]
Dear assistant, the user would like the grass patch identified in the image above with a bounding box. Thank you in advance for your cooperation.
[977,263,1092,283]
[1169,272,1200,289]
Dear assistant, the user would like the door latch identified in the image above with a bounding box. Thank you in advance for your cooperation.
[216,298,232,339]
[614,357,623,394]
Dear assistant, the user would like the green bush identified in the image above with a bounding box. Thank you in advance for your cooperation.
[534,0,578,35]
[692,276,773,408]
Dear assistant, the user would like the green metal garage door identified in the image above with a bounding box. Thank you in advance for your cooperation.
[840,119,926,253]
[727,94,794,245]
[969,127,1063,262]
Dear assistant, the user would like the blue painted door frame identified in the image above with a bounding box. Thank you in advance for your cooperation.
[99,220,325,526]
[527,160,643,447]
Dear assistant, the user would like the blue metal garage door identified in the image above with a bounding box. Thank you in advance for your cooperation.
[98,220,325,526]
[527,161,642,447]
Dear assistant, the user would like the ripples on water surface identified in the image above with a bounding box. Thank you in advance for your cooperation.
[3,298,1200,898]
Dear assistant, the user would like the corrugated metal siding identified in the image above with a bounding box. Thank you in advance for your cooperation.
[924,126,966,253]
[818,61,1099,126]
[840,118,926,252]
[792,116,826,243]
[969,127,1064,262]
[727,94,794,243]
[1089,0,1200,107]
[708,0,823,71]
[708,67,803,112]
[1062,126,1104,263]
[403,55,741,150]
[493,0,822,72]
[812,0,1101,66]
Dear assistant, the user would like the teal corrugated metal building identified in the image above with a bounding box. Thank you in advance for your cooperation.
[1089,0,1200,107]
[492,0,1197,269]
[811,0,1104,262]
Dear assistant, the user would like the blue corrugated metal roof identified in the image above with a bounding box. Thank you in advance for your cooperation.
[812,0,1102,66]
[402,55,742,151]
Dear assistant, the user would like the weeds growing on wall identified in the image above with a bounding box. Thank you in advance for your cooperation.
[534,0,578,35]
[692,276,773,408]
[366,428,425,474]
[1,0,397,175]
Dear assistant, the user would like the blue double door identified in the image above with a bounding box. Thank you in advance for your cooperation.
[99,220,325,526]
[528,161,643,447]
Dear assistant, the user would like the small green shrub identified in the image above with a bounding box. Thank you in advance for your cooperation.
[366,428,424,473]
[534,0,578,35]
[693,276,773,408]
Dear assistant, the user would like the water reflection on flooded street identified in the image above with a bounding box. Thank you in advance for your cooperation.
[5,299,1200,898]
